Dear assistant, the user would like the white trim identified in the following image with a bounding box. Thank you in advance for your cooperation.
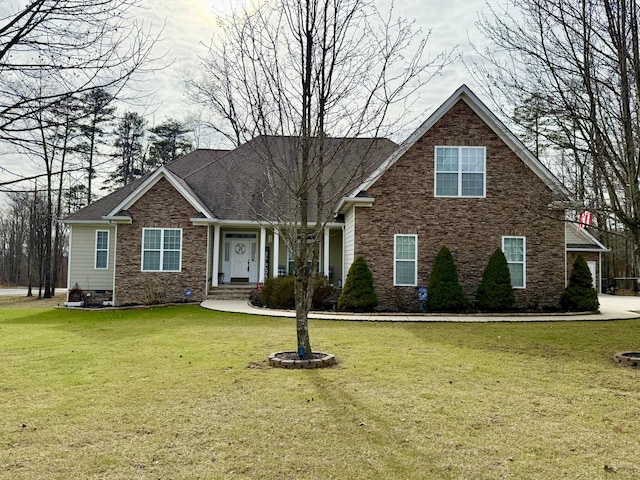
[394,234,418,286]
[324,227,330,278]
[272,229,280,278]
[259,227,267,282]
[502,236,526,289]
[66,227,73,302]
[348,84,572,202]
[212,225,220,286]
[141,228,183,272]
[336,197,375,214]
[105,167,214,220]
[94,230,110,270]
[434,146,486,198]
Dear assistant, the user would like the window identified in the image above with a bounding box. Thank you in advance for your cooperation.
[435,146,486,197]
[502,236,526,288]
[394,234,417,286]
[95,230,109,269]
[142,228,182,272]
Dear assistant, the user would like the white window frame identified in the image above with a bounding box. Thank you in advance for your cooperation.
[394,234,418,286]
[434,146,486,198]
[95,230,109,270]
[141,228,183,272]
[502,236,526,288]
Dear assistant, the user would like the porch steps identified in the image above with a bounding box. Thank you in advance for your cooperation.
[206,284,256,301]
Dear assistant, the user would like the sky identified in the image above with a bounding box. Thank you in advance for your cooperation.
[0,0,496,196]
[137,0,494,136]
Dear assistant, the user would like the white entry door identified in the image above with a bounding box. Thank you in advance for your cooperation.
[587,261,597,290]
[224,234,258,282]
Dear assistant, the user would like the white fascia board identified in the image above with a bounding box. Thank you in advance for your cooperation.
[350,84,573,201]
[62,219,112,226]
[105,167,215,219]
[576,229,609,251]
[336,196,375,214]
[101,216,132,224]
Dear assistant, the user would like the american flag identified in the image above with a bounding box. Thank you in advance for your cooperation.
[577,210,593,232]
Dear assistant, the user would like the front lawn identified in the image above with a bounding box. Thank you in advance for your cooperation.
[1,303,639,479]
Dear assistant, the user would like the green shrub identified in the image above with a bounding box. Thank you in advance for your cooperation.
[261,275,334,310]
[338,257,378,311]
[476,249,515,311]
[560,255,599,311]
[262,276,296,309]
[426,246,468,312]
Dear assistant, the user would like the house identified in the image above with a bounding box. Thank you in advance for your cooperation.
[565,223,608,292]
[63,85,598,310]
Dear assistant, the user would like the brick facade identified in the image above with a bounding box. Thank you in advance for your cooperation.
[114,178,208,305]
[354,100,566,311]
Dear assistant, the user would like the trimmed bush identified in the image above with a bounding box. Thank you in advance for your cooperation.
[427,246,468,312]
[338,257,378,311]
[476,249,515,311]
[261,275,334,310]
[261,276,296,309]
[560,255,599,311]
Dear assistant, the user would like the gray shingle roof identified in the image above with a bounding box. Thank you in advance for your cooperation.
[63,138,397,223]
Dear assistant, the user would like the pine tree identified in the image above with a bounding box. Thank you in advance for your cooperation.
[476,249,515,311]
[338,257,378,311]
[560,255,599,311]
[427,246,468,312]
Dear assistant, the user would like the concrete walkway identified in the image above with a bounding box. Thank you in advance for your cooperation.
[200,294,640,322]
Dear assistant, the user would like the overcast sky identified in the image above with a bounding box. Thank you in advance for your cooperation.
[137,0,494,137]
[0,0,495,196]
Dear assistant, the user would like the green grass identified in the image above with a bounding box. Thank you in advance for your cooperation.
[1,304,640,479]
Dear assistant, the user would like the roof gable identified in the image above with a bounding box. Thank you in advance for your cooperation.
[349,84,572,200]
[565,223,608,251]
[104,167,215,220]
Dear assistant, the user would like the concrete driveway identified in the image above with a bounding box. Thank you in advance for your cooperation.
[200,294,640,322]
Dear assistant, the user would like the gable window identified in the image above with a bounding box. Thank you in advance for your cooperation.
[394,234,417,286]
[435,146,486,197]
[95,230,109,269]
[502,236,526,288]
[142,228,182,272]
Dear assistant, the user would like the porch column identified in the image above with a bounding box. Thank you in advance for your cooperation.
[259,227,266,283]
[272,228,280,278]
[324,227,330,277]
[212,224,221,286]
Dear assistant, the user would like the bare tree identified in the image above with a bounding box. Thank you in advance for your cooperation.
[189,0,454,355]
[0,0,160,143]
[470,0,640,276]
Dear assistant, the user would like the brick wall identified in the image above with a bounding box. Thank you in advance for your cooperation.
[114,177,208,305]
[354,100,566,311]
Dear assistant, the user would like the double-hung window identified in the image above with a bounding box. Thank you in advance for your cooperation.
[95,230,109,269]
[142,228,182,272]
[394,234,417,286]
[502,236,526,288]
[435,146,486,197]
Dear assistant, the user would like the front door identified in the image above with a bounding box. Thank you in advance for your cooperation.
[223,233,258,283]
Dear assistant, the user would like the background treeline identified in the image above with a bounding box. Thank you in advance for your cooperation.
[0,88,195,294]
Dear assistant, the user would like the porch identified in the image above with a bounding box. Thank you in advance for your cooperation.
[205,224,345,293]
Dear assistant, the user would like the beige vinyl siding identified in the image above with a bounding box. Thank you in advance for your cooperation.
[68,225,115,291]
[343,207,355,281]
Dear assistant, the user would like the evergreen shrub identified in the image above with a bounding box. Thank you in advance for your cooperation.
[560,255,599,311]
[476,249,515,311]
[261,275,334,310]
[426,246,468,312]
[338,256,378,311]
